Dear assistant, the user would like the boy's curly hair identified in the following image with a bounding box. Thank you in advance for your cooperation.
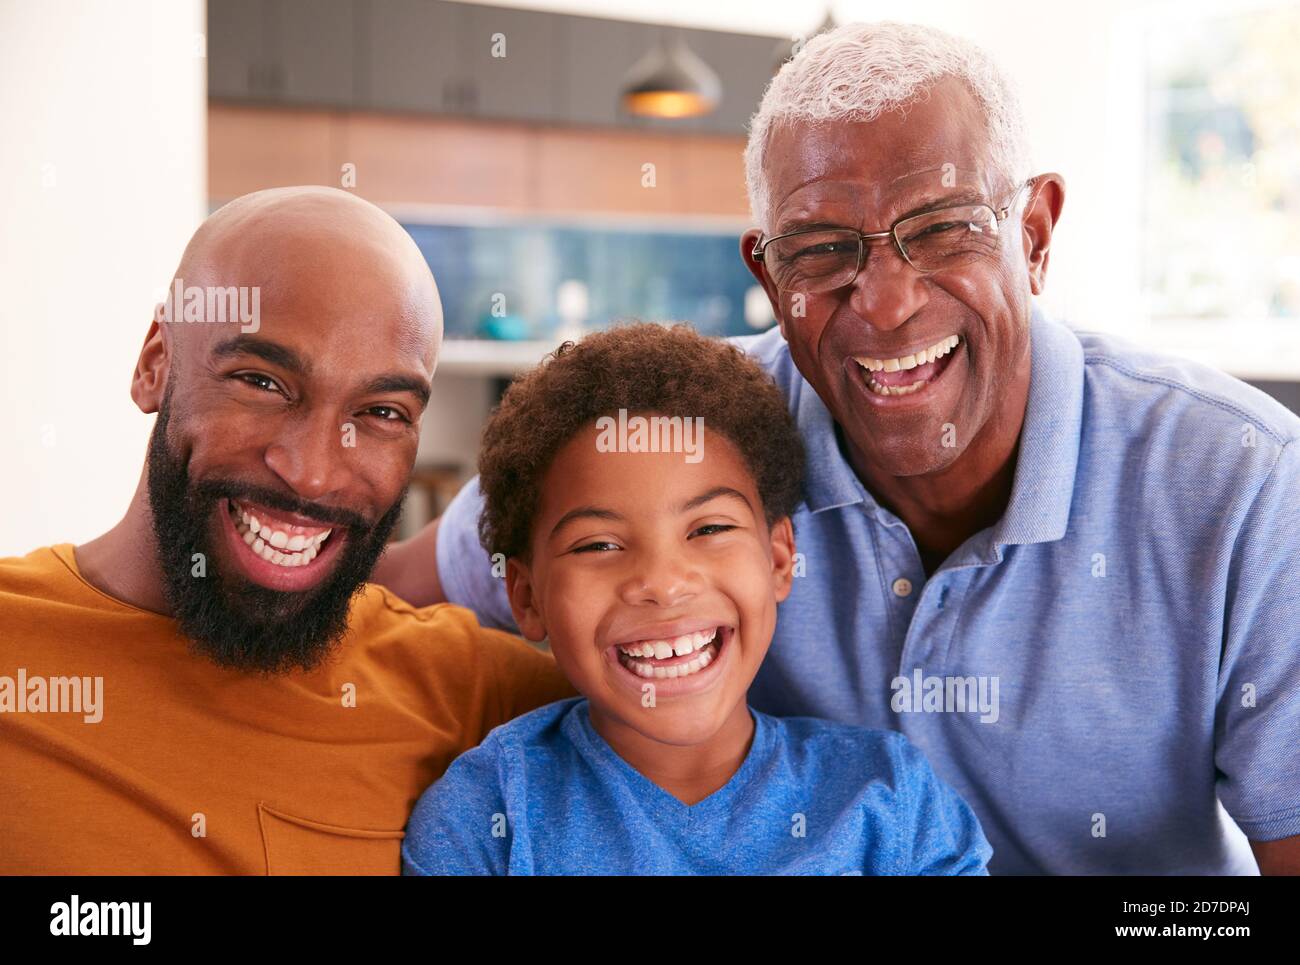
[477,323,806,560]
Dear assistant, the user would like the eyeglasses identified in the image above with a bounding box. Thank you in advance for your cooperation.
[751,179,1036,294]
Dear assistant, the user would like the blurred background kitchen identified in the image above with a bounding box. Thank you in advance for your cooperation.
[2,0,1299,552]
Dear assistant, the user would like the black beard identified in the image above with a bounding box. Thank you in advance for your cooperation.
[145,395,406,674]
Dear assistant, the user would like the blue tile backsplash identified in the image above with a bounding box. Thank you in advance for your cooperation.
[403,221,769,340]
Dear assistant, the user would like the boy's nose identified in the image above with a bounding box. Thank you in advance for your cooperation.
[619,552,701,608]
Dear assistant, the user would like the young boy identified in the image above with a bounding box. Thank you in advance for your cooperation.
[402,323,991,875]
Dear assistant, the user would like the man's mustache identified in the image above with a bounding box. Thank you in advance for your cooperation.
[190,478,372,531]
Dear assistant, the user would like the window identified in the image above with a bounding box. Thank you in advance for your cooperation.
[1143,3,1300,325]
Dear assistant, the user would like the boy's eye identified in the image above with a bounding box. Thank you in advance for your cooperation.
[691,524,736,538]
[572,541,621,554]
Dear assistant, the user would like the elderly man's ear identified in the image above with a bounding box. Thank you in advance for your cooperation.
[1022,173,1065,296]
[739,229,786,338]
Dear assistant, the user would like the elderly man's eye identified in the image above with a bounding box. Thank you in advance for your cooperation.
[912,220,967,239]
[794,240,855,259]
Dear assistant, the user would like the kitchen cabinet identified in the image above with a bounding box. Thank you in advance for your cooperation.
[278,0,356,106]
[462,4,561,121]
[363,0,464,112]
[559,16,638,127]
[683,28,778,134]
[209,0,778,134]
[208,0,356,106]
[208,0,272,100]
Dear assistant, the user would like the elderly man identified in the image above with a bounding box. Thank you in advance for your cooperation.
[0,187,573,873]
[376,22,1299,874]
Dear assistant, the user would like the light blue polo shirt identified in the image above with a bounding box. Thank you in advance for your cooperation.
[435,309,1300,875]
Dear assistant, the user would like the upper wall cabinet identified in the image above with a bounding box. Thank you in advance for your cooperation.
[462,5,562,121]
[363,0,464,113]
[684,29,779,134]
[209,0,778,134]
[209,0,356,106]
[559,16,638,127]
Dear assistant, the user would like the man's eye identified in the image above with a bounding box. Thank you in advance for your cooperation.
[572,541,620,554]
[691,524,736,538]
[236,372,282,394]
[364,405,410,423]
[793,241,854,259]
[912,221,966,239]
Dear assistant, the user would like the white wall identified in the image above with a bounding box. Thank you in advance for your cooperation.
[0,0,207,555]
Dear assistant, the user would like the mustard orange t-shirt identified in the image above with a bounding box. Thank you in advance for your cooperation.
[0,545,576,874]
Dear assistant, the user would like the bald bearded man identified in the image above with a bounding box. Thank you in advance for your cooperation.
[0,187,574,874]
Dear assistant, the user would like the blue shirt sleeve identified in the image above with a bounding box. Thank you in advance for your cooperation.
[402,740,514,876]
[1215,438,1300,842]
[889,735,992,875]
[435,475,518,632]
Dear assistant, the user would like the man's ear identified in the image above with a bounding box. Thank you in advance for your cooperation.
[740,228,789,340]
[131,318,170,414]
[768,515,797,603]
[505,557,547,643]
[1020,174,1065,296]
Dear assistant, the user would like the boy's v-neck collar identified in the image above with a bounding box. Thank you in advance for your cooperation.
[563,700,773,818]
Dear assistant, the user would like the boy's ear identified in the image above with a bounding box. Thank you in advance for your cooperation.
[504,557,547,642]
[768,516,797,603]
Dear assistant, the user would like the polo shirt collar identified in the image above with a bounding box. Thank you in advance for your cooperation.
[795,305,1085,550]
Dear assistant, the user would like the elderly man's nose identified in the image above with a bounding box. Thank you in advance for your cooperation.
[263,414,355,502]
[848,242,929,332]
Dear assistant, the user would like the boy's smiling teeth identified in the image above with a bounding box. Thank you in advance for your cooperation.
[228,500,333,568]
[617,628,720,679]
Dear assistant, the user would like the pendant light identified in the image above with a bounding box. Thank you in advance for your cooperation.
[620,30,721,119]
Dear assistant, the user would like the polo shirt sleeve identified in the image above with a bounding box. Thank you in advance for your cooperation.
[1215,438,1300,842]
[435,474,519,632]
[402,739,513,876]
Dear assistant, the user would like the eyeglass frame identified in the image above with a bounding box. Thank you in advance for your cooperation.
[750,177,1039,288]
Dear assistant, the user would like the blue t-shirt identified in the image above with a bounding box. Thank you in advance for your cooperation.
[434,308,1300,874]
[402,697,991,875]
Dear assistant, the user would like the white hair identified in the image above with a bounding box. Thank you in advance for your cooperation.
[745,21,1033,230]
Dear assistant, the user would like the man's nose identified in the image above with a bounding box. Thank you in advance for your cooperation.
[618,547,701,609]
[847,240,929,333]
[263,410,355,503]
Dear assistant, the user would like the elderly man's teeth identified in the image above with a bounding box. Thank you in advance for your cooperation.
[869,378,930,397]
[852,334,960,396]
[854,334,959,373]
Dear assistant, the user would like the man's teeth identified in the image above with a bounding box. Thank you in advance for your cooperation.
[617,628,719,679]
[854,334,959,397]
[231,505,331,568]
[855,334,959,373]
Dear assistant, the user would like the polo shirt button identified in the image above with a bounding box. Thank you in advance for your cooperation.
[892,577,913,597]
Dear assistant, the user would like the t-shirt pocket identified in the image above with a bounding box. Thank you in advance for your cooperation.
[257,802,405,875]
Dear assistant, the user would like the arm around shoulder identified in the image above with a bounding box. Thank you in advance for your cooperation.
[374,517,444,607]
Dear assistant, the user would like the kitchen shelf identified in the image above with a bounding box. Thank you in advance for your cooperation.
[436,339,559,377]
